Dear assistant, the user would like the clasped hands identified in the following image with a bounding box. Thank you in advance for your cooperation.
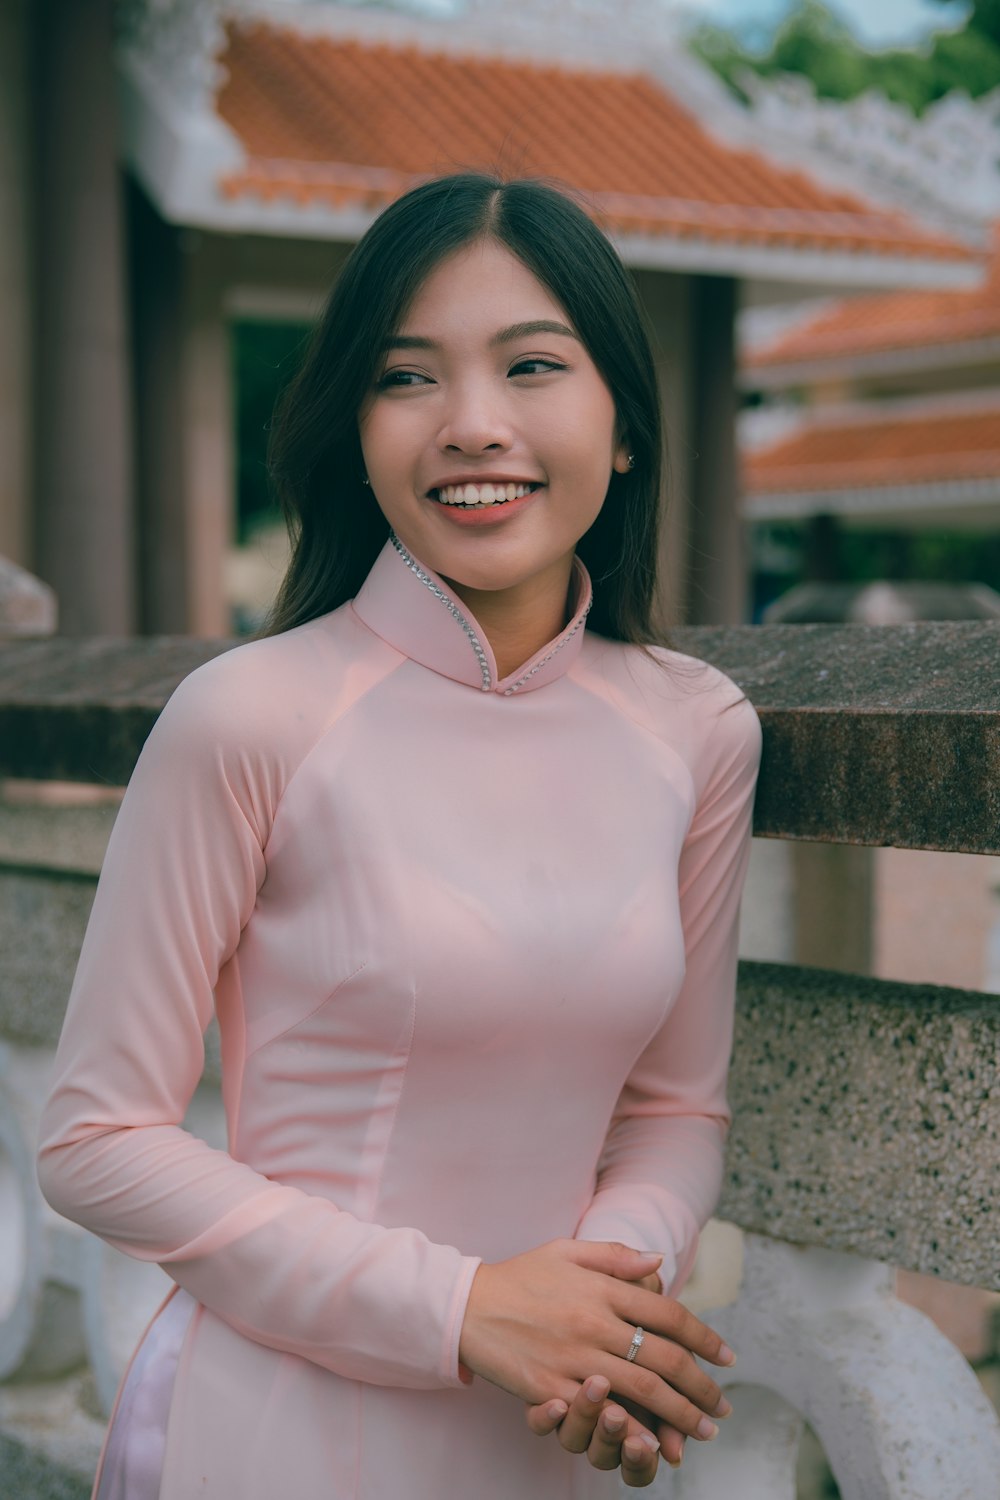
[458,1238,735,1489]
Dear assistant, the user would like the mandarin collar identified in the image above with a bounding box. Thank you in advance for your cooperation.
[351,535,593,696]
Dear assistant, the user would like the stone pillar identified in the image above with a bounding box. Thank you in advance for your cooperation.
[631,268,693,631]
[687,274,747,626]
[128,178,188,633]
[31,0,136,635]
[129,182,231,636]
[792,842,874,973]
[183,236,234,638]
[0,0,32,569]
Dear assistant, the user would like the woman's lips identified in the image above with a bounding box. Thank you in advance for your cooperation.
[427,485,544,527]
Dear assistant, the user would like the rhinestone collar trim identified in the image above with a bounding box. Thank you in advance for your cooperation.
[389,534,493,691]
[502,595,592,696]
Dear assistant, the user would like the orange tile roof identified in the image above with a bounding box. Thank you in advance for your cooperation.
[214,22,975,264]
[748,229,1000,371]
[744,401,1000,495]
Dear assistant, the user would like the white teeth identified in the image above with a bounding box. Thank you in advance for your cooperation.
[434,482,537,506]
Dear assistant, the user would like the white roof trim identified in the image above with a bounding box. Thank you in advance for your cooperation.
[744,476,1000,524]
[743,334,1000,389]
[747,385,1000,432]
[606,231,978,287]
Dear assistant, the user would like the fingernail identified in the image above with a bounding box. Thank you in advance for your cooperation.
[638,1433,659,1453]
[714,1396,733,1418]
[546,1402,567,1422]
[623,1439,645,1463]
[603,1410,625,1433]
[696,1417,719,1441]
[585,1376,609,1402]
[667,1453,683,1469]
[718,1342,737,1366]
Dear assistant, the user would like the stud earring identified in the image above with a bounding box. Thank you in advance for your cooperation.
[362,475,371,487]
[626,454,635,471]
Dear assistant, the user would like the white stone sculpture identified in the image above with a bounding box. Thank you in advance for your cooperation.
[677,1233,1000,1499]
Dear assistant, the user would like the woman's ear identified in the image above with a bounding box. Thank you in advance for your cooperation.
[612,441,634,475]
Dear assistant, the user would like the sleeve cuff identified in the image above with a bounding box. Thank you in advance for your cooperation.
[440,1254,482,1387]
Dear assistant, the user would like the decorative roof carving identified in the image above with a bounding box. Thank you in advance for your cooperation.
[115,0,239,110]
[739,71,1000,238]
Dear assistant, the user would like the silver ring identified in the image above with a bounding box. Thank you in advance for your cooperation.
[625,1326,645,1362]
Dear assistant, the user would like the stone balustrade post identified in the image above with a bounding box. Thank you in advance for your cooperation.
[677,1234,1000,1498]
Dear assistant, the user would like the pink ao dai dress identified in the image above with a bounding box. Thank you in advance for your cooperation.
[37,536,761,1499]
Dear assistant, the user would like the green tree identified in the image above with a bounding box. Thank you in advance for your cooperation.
[931,0,1000,47]
[689,0,1000,113]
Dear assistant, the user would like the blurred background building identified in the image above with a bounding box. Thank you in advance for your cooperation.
[1,0,989,640]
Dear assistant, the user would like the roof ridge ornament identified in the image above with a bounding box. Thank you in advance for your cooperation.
[737,70,1000,240]
[115,0,249,112]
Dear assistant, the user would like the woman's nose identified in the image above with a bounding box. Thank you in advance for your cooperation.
[436,381,514,455]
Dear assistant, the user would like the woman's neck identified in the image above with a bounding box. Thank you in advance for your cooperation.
[447,556,576,682]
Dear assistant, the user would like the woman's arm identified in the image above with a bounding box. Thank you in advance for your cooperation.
[573,689,762,1292]
[517,687,759,1481]
[36,661,480,1391]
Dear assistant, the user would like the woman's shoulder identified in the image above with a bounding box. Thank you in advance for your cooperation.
[146,603,390,771]
[578,634,760,751]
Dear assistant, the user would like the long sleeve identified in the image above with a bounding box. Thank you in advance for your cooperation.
[36,654,480,1391]
[574,686,761,1293]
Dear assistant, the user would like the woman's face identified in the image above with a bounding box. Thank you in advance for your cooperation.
[358,237,629,599]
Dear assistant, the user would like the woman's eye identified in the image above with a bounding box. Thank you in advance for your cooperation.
[375,369,432,390]
[509,358,566,377]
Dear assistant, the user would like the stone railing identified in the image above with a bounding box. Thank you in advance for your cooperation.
[1,625,998,1496]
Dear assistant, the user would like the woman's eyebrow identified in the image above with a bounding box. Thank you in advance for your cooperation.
[491,320,580,346]
[381,320,580,353]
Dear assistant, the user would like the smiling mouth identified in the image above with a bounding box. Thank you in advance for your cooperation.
[429,482,543,508]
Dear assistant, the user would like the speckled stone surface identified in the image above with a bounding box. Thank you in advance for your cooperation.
[0,871,98,1047]
[720,960,1000,1291]
[670,621,1000,855]
[1,624,998,851]
[0,1435,90,1499]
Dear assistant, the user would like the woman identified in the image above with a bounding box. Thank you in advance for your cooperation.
[37,172,761,1498]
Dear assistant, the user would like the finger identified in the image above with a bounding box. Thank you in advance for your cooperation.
[598,1357,724,1441]
[619,1401,686,1470]
[629,1330,733,1420]
[612,1287,736,1368]
[584,1402,632,1471]
[557,1375,610,1454]
[563,1239,664,1284]
[658,1426,686,1468]
[621,1433,660,1488]
[525,1398,569,1437]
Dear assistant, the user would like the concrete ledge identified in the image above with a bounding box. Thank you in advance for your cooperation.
[1,623,998,851]
[721,960,1000,1291]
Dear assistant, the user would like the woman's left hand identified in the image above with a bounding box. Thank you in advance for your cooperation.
[524,1268,690,1483]
[526,1377,664,1487]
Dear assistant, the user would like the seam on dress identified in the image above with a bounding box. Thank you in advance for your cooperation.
[354,976,417,1226]
[221,967,248,1157]
[567,670,698,824]
[259,642,407,864]
[243,959,370,1061]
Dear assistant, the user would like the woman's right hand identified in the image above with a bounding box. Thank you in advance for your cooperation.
[458,1238,734,1444]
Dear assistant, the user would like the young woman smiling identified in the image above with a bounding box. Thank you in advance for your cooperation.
[37,173,761,1499]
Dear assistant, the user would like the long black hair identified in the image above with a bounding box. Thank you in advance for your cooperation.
[264,172,665,643]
